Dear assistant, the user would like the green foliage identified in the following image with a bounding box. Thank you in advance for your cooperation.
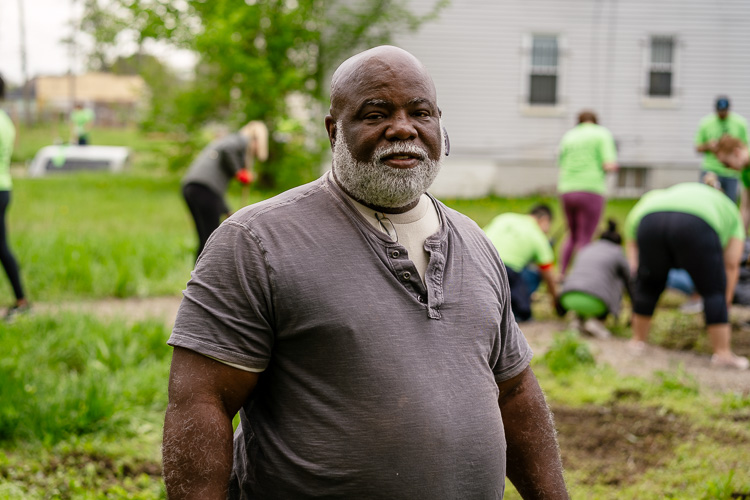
[541,330,595,375]
[0,313,171,445]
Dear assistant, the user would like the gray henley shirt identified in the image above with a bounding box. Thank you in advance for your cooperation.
[169,171,533,499]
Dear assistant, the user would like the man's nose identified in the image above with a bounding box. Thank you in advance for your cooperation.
[384,112,417,140]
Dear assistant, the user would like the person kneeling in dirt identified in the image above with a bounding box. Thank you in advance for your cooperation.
[624,181,749,370]
[484,204,560,321]
[558,219,632,339]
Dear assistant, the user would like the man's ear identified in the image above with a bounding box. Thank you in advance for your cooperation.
[442,126,450,157]
[324,115,336,150]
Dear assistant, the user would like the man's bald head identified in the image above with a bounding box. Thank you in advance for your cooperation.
[329,46,436,116]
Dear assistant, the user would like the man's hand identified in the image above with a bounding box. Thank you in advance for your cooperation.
[498,367,569,499]
[236,169,253,185]
[696,140,718,154]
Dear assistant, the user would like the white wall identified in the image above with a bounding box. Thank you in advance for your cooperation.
[394,0,750,197]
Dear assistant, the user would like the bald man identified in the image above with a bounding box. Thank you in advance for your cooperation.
[163,46,568,499]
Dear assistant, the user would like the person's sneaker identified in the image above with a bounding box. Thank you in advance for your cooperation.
[4,303,31,322]
[628,340,647,355]
[582,318,612,339]
[680,298,703,315]
[710,354,750,370]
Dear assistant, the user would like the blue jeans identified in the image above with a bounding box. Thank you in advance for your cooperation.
[701,170,739,203]
[666,268,695,295]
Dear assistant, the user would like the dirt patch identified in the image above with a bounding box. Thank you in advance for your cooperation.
[520,320,750,394]
[45,450,162,479]
[552,403,689,486]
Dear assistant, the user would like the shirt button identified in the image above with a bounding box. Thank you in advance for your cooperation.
[401,272,411,281]
[391,250,400,258]
[418,295,425,303]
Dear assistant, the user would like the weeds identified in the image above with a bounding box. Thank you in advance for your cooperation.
[0,313,171,444]
[541,330,595,375]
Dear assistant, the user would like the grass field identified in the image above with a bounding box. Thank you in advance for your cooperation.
[0,126,748,499]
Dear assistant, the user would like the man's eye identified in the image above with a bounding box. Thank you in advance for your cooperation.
[414,110,431,117]
[364,113,385,120]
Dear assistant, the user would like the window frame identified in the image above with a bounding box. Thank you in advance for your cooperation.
[641,34,681,108]
[520,33,567,117]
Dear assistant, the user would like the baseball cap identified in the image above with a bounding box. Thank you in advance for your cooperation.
[716,97,730,111]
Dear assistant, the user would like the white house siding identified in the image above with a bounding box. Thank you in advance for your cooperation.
[392,0,750,198]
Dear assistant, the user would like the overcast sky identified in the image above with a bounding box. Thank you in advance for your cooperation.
[0,0,195,85]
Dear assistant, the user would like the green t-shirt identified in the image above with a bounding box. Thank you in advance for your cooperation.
[695,112,748,178]
[483,213,555,272]
[71,108,95,137]
[557,122,618,195]
[624,182,745,247]
[0,110,15,191]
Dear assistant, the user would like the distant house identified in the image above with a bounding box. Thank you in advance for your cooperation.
[393,0,750,198]
[35,72,147,127]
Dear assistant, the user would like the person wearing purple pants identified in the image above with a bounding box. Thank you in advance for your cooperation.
[557,110,619,274]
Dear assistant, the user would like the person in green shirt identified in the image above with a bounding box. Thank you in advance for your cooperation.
[484,204,560,321]
[557,110,618,275]
[70,103,95,145]
[0,75,29,320]
[694,96,748,203]
[624,182,748,370]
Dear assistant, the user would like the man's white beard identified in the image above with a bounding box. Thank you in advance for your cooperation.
[332,122,443,209]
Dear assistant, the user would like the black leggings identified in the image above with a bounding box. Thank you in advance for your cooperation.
[634,212,727,325]
[0,191,25,301]
[182,183,229,261]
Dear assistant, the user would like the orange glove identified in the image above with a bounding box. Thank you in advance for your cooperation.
[236,169,253,184]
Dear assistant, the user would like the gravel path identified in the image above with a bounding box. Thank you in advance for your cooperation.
[34,296,750,395]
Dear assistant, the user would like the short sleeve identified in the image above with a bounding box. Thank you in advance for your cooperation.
[533,227,555,266]
[739,119,749,145]
[168,221,275,371]
[695,120,707,146]
[600,129,618,164]
[490,258,534,383]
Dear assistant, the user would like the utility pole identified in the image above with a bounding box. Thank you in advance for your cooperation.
[68,0,78,114]
[17,0,31,125]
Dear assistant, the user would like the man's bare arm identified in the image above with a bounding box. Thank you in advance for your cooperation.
[498,366,569,500]
[163,347,259,500]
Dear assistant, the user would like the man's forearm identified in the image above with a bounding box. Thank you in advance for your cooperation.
[500,369,569,499]
[163,402,236,500]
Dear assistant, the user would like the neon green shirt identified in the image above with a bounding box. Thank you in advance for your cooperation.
[0,110,15,191]
[624,182,745,247]
[483,213,555,272]
[695,112,748,178]
[71,108,95,137]
[557,122,618,195]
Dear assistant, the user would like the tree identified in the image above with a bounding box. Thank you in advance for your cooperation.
[80,0,449,187]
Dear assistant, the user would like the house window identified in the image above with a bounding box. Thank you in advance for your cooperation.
[648,36,674,97]
[529,35,559,105]
[614,167,649,197]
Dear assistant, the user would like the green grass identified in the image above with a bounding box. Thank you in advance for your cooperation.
[1,172,268,304]
[0,312,169,498]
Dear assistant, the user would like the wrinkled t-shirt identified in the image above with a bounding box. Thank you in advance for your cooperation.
[169,171,533,499]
